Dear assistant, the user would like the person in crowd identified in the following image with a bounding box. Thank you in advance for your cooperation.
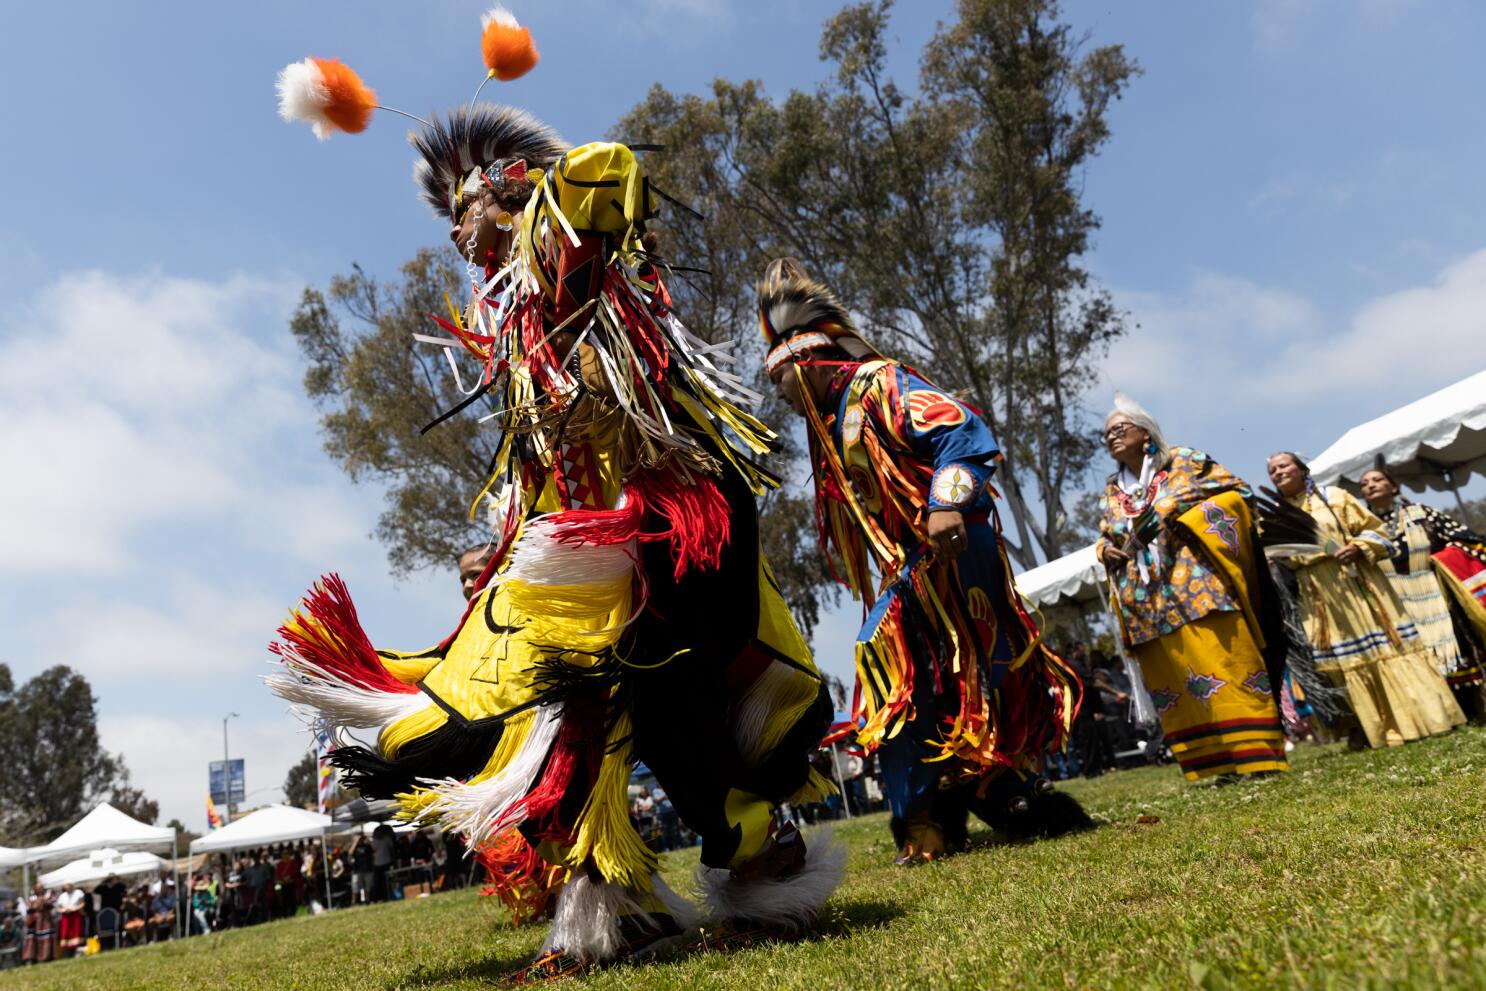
[190,877,215,935]
[1265,452,1465,747]
[1064,641,1105,777]
[147,885,176,942]
[221,859,244,927]
[653,787,681,852]
[1089,649,1138,763]
[350,837,374,905]
[54,882,85,956]
[370,824,396,904]
[441,831,468,891]
[1360,465,1486,719]
[1097,395,1288,781]
[96,873,126,919]
[20,883,56,964]
[121,890,148,945]
[1,898,23,962]
[758,256,1086,862]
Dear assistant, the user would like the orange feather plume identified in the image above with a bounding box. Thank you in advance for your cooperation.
[311,57,377,134]
[481,7,539,81]
[277,56,378,140]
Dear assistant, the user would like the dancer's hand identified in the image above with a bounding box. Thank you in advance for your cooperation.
[1101,544,1130,570]
[927,510,968,559]
[1333,543,1363,564]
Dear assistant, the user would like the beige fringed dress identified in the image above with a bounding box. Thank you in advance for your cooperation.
[1274,485,1464,747]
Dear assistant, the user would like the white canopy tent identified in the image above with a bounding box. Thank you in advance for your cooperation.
[1310,368,1486,506]
[191,805,335,910]
[189,805,332,855]
[24,803,182,934]
[26,803,176,866]
[1014,544,1106,609]
[1014,544,1157,726]
[0,846,26,868]
[39,849,165,890]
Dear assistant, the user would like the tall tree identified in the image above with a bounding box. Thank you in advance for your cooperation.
[0,665,157,843]
[922,0,1140,560]
[617,0,1137,567]
[292,251,495,578]
[283,752,318,810]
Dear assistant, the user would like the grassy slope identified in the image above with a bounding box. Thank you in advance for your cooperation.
[11,727,1485,991]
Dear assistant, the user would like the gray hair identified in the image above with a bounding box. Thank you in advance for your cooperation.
[1106,392,1170,466]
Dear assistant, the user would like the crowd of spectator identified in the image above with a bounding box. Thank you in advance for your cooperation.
[0,826,476,968]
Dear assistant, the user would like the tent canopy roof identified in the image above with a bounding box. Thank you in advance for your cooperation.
[1310,369,1486,493]
[28,803,176,865]
[38,849,165,890]
[190,805,331,854]
[0,846,27,868]
[1014,544,1105,609]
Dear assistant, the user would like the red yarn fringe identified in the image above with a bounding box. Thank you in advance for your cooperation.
[537,470,731,582]
[476,831,565,925]
[270,574,417,695]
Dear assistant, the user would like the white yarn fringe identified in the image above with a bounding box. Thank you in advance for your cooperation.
[503,516,638,588]
[541,873,696,964]
[264,668,426,735]
[410,704,563,841]
[696,827,846,933]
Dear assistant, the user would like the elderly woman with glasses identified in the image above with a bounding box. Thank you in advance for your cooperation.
[1096,395,1288,781]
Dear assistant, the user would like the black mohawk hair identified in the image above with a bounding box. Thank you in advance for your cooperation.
[410,104,567,220]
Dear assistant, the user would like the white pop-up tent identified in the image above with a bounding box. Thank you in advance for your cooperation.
[25,803,183,933]
[1310,368,1486,505]
[26,803,176,865]
[191,805,335,910]
[0,846,26,868]
[1014,544,1105,609]
[1014,544,1157,726]
[189,805,332,854]
[39,848,165,890]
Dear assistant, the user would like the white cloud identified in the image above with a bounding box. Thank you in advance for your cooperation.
[0,267,465,831]
[1252,0,1420,50]
[1103,248,1486,466]
[100,712,314,832]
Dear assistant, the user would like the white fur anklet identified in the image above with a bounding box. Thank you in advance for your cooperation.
[696,827,847,934]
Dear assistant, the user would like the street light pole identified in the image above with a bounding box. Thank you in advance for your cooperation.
[223,712,239,822]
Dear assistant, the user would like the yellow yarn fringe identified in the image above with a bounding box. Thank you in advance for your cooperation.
[567,710,657,890]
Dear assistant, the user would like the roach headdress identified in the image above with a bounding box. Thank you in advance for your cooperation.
[757,257,880,374]
[410,104,568,221]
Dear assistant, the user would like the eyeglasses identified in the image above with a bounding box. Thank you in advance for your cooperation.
[1103,423,1139,443]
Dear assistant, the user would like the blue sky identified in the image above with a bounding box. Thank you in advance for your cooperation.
[3,0,1484,831]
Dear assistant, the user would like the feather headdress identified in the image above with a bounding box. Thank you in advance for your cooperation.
[757,257,879,374]
[411,104,568,220]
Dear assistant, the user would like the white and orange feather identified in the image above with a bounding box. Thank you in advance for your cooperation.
[276,56,378,140]
[481,6,539,81]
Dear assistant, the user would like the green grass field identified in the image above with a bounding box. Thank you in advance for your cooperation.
[11,727,1486,990]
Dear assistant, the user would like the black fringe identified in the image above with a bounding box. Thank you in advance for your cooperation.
[329,716,504,800]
